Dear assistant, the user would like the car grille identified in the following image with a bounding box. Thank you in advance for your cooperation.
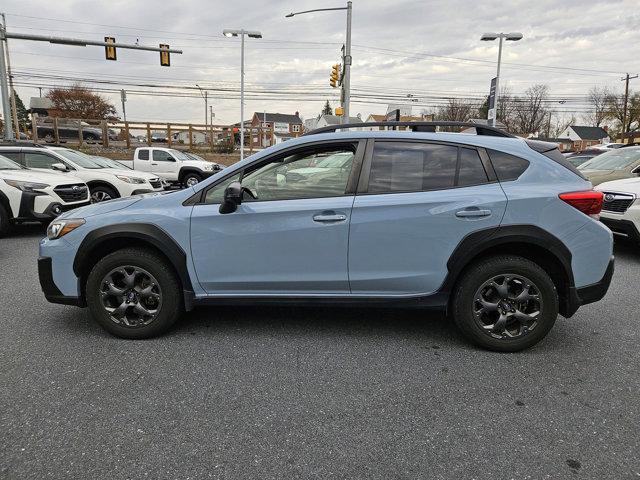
[149,178,162,189]
[602,192,635,213]
[54,184,89,202]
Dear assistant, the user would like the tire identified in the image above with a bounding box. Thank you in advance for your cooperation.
[86,248,183,339]
[84,134,97,142]
[452,255,559,352]
[0,204,12,237]
[89,185,118,203]
[182,172,202,188]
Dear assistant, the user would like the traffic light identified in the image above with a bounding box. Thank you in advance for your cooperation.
[104,37,117,61]
[330,64,341,88]
[160,44,170,67]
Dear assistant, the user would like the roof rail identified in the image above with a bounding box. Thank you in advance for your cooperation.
[305,121,514,138]
[0,140,47,148]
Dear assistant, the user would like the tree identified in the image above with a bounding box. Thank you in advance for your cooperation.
[46,84,118,120]
[584,86,610,127]
[321,100,332,116]
[605,90,640,137]
[436,98,477,122]
[511,84,549,135]
[13,91,30,131]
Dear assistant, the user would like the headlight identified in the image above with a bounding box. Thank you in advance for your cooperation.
[116,175,146,184]
[4,179,49,192]
[47,218,85,240]
[204,163,214,171]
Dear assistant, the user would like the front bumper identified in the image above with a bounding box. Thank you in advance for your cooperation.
[16,192,90,222]
[38,256,84,306]
[564,255,615,317]
[600,216,640,243]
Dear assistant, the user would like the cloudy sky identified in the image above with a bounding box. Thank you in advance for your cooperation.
[4,0,640,125]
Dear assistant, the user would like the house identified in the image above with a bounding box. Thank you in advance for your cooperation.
[172,130,207,145]
[305,114,363,132]
[28,97,58,117]
[250,112,303,148]
[558,125,610,151]
[361,113,434,131]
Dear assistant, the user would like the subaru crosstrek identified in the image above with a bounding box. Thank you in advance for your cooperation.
[38,122,614,351]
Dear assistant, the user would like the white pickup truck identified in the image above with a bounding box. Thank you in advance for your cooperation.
[121,147,223,187]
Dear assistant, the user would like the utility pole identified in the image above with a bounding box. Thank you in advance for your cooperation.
[120,89,127,122]
[1,14,18,138]
[0,27,183,141]
[621,73,638,142]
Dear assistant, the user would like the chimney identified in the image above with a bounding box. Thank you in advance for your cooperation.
[295,111,299,118]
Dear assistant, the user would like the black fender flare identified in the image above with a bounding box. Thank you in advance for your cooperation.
[73,223,195,309]
[0,190,14,219]
[178,167,204,182]
[438,224,575,297]
[86,180,121,198]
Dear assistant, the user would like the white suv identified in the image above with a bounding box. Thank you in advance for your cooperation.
[0,154,89,236]
[596,177,640,243]
[0,146,163,203]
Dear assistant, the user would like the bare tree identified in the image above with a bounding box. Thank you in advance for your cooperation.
[606,90,640,136]
[583,86,610,127]
[512,84,549,135]
[496,87,517,131]
[436,98,477,122]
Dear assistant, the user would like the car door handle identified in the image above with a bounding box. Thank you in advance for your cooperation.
[313,212,347,223]
[151,163,158,165]
[455,208,492,218]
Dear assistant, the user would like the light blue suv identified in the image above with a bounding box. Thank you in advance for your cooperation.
[38,122,614,351]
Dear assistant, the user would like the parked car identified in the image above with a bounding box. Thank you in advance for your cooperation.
[118,147,218,187]
[578,146,640,185]
[565,149,601,167]
[151,131,168,143]
[0,146,163,203]
[590,143,625,151]
[37,120,103,143]
[596,177,640,243]
[38,122,613,351]
[89,155,170,189]
[0,154,89,236]
[90,156,132,170]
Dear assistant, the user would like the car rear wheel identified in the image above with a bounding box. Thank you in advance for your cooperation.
[86,248,183,339]
[452,255,559,352]
[90,185,118,203]
[183,172,202,188]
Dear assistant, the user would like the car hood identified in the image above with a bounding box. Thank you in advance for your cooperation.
[181,160,212,169]
[0,169,85,185]
[99,168,158,180]
[579,169,629,186]
[58,196,142,219]
[595,177,640,195]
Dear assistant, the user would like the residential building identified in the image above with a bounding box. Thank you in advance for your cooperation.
[305,114,363,132]
[558,125,610,151]
[250,112,303,148]
[361,113,434,131]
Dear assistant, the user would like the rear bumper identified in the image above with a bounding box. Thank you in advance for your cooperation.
[564,255,614,317]
[38,256,84,306]
[600,217,640,242]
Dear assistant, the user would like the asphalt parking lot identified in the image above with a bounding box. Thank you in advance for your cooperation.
[1,226,639,479]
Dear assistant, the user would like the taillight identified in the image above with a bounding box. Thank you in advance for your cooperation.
[559,190,603,219]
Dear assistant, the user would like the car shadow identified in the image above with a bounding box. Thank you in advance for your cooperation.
[613,237,640,262]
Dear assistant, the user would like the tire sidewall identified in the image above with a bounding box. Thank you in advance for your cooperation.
[453,256,559,352]
[86,249,182,339]
[183,173,201,187]
[90,186,117,203]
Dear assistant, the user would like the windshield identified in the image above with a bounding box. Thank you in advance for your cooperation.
[185,152,205,162]
[168,149,191,161]
[54,149,104,169]
[0,155,24,170]
[578,148,640,171]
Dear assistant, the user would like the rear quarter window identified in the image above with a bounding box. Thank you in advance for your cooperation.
[486,149,530,182]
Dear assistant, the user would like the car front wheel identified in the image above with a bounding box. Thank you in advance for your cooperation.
[90,185,118,203]
[452,255,559,352]
[86,248,183,339]
[183,172,202,188]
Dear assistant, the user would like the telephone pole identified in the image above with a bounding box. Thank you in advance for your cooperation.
[621,73,638,142]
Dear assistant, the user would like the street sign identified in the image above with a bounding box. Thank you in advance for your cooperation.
[385,109,401,122]
[487,77,497,122]
[104,37,117,61]
[273,122,289,133]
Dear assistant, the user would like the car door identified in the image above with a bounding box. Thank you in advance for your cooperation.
[135,148,152,173]
[190,140,364,295]
[151,149,178,179]
[348,140,507,296]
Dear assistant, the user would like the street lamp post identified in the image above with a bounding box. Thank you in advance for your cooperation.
[480,32,523,127]
[286,2,352,124]
[223,29,262,160]
[196,84,208,132]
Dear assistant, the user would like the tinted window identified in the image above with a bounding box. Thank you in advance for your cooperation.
[138,149,149,160]
[0,151,21,163]
[487,150,529,182]
[153,150,174,162]
[457,148,488,187]
[24,152,60,169]
[368,142,457,193]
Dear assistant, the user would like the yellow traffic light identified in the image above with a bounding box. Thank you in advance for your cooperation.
[335,106,344,116]
[104,37,117,61]
[160,44,171,67]
[329,64,341,88]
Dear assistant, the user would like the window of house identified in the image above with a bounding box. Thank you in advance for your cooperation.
[292,124,301,133]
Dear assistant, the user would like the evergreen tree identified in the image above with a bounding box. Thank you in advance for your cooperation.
[321,100,332,116]
[13,91,30,131]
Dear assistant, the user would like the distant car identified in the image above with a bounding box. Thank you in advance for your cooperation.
[565,150,601,167]
[151,131,167,143]
[578,146,640,185]
[596,177,640,243]
[37,120,103,143]
[590,143,625,151]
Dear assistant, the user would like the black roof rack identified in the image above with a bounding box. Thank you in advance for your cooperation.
[305,121,514,138]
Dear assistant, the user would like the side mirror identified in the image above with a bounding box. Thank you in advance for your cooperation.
[219,181,243,214]
[51,163,68,172]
